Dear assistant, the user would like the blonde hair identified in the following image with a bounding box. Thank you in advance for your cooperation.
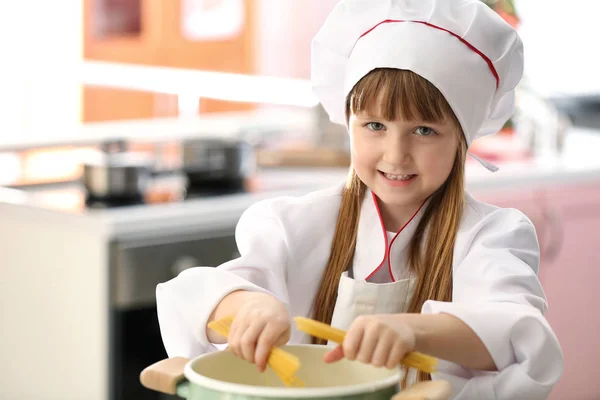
[310,68,468,384]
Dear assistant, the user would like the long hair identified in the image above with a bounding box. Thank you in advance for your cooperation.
[310,68,467,384]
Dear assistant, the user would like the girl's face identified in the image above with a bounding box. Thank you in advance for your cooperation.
[349,109,459,223]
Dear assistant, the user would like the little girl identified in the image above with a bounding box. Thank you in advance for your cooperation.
[156,0,564,398]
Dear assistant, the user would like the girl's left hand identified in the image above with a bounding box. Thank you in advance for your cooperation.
[323,314,416,369]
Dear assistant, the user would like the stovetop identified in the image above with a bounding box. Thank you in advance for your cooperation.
[13,168,348,215]
[83,177,250,210]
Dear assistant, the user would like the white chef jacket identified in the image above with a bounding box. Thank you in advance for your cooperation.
[156,182,563,399]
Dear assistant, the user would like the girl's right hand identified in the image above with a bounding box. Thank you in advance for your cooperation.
[227,292,291,372]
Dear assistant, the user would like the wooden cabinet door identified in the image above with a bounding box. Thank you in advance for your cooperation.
[82,0,167,122]
[83,0,162,63]
[159,0,257,114]
[82,0,258,122]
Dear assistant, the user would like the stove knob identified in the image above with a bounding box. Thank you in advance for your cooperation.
[171,256,200,277]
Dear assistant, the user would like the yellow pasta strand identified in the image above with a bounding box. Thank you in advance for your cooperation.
[208,316,304,387]
[294,316,438,374]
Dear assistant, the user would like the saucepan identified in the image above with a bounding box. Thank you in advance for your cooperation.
[82,140,154,201]
[181,138,255,189]
[140,344,452,400]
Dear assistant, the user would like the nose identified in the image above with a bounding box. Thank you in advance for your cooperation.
[382,134,411,166]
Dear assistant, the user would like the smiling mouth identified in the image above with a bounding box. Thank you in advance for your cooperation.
[378,171,417,181]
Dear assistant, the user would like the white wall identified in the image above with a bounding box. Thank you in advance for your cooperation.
[517,0,600,97]
[0,1,83,139]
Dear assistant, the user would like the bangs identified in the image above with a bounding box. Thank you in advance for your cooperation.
[346,68,459,125]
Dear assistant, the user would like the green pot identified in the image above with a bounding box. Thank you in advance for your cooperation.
[141,344,402,400]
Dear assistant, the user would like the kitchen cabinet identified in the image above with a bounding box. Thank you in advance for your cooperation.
[83,0,162,121]
[474,181,600,400]
[537,183,600,400]
[82,0,258,122]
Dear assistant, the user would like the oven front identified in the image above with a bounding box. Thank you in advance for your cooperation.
[108,227,239,400]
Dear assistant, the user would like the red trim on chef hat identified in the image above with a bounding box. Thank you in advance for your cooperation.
[360,19,500,90]
[311,0,524,155]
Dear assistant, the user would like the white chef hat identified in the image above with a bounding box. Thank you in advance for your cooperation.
[311,0,524,172]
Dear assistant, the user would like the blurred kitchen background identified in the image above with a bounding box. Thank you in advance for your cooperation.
[0,1,598,399]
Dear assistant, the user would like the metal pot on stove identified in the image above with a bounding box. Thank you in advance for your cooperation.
[182,138,256,188]
[82,141,154,201]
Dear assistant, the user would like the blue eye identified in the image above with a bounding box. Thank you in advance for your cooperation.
[365,122,385,131]
[415,126,436,136]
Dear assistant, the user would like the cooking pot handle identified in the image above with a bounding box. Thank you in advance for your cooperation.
[140,357,190,397]
[391,379,452,400]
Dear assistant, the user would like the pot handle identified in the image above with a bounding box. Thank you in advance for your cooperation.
[140,357,190,396]
[391,379,452,400]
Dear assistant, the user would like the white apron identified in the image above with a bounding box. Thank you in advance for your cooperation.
[329,193,422,340]
[330,271,417,331]
[329,269,419,383]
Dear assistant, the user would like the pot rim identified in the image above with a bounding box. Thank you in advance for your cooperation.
[183,344,403,398]
[83,152,154,168]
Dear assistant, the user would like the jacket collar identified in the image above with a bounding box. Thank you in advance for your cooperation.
[352,188,429,281]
